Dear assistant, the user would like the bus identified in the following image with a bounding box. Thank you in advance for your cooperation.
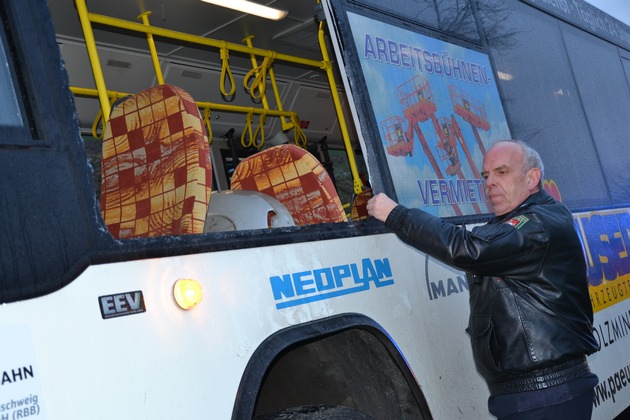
[1,0,629,418]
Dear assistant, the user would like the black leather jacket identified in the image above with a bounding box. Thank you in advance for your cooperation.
[386,190,599,395]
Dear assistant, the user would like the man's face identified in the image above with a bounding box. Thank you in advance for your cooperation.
[481,142,537,216]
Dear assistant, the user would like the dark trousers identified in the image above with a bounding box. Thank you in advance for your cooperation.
[488,373,598,420]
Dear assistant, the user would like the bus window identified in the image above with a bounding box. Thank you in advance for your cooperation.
[0,9,38,144]
[0,22,25,132]
[351,0,480,43]
[0,42,22,127]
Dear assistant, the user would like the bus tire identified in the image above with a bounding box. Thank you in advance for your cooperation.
[254,404,375,420]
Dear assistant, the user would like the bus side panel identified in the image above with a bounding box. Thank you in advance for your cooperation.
[0,234,487,419]
[575,208,630,419]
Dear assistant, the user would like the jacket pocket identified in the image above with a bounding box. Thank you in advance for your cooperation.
[467,313,501,380]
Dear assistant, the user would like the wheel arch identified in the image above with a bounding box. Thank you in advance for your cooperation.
[232,313,432,419]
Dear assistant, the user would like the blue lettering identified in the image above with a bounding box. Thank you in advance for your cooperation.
[411,47,424,72]
[270,274,294,299]
[471,63,480,83]
[452,58,461,79]
[400,44,411,68]
[429,180,439,204]
[293,271,316,295]
[439,179,450,204]
[374,258,392,278]
[333,264,352,288]
[423,50,433,73]
[418,180,431,205]
[375,37,388,62]
[461,60,472,82]
[364,34,376,60]
[349,264,370,289]
[388,40,400,65]
[450,179,464,204]
[271,258,395,309]
[313,268,335,291]
[467,180,477,202]
[443,55,453,77]
[432,52,443,75]
[580,212,630,286]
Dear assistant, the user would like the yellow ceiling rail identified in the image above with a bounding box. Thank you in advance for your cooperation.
[84,7,325,69]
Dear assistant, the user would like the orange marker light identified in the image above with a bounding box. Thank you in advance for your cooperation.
[173,279,203,310]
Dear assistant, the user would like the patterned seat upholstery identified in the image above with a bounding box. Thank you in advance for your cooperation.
[100,84,212,238]
[350,188,373,221]
[230,144,347,226]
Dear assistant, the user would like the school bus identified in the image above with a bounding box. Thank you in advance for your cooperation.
[1,0,629,418]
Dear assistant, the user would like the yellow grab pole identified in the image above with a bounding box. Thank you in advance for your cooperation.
[268,68,291,131]
[74,0,111,124]
[318,21,364,194]
[138,12,164,85]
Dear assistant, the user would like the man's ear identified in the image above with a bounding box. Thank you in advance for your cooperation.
[527,168,542,191]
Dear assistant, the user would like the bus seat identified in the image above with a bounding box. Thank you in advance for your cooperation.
[350,188,373,221]
[230,144,347,226]
[204,190,295,232]
[100,84,212,238]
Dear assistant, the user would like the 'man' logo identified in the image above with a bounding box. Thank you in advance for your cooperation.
[99,291,146,319]
[427,276,469,301]
[270,258,394,309]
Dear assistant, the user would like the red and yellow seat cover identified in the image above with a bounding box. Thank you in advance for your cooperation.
[230,144,346,226]
[100,84,212,238]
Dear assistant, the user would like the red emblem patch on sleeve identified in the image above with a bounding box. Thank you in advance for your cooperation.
[504,215,529,229]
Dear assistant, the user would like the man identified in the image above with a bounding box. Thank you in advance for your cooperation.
[366,140,599,419]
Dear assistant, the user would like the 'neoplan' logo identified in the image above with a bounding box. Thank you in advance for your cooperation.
[270,258,394,309]
[99,290,146,319]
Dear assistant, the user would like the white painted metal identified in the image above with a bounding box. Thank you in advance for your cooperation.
[1,234,488,419]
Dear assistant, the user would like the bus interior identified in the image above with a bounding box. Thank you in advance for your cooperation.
[49,0,372,238]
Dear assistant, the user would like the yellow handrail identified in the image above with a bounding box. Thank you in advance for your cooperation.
[317,21,364,194]
[72,0,363,192]
[137,12,164,85]
[70,86,303,140]
[85,9,325,69]
[75,0,110,124]
[70,87,130,137]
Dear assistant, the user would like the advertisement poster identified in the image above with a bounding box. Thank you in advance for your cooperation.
[348,12,511,217]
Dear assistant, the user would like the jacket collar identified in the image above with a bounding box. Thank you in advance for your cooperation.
[493,189,554,223]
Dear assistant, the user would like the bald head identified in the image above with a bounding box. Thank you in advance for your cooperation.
[481,140,543,216]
